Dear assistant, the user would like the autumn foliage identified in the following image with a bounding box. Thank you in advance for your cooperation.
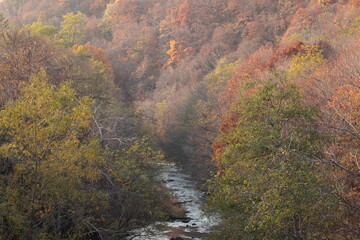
[0,0,359,239]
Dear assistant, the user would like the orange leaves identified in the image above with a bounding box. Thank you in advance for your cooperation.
[330,84,360,126]
[164,40,180,68]
[329,84,360,158]
[212,113,239,162]
[163,40,193,69]
[349,0,360,5]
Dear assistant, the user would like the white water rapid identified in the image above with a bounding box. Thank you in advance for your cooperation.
[128,163,219,240]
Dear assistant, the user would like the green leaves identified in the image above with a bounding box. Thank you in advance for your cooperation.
[208,80,337,239]
[26,21,59,38]
[58,11,85,47]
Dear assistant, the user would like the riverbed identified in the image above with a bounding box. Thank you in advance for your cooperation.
[128,163,219,240]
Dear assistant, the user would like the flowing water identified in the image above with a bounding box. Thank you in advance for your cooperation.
[128,163,219,240]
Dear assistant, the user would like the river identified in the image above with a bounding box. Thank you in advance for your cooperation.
[128,163,219,240]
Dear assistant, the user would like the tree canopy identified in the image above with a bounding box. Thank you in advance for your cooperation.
[0,71,164,239]
[208,80,338,239]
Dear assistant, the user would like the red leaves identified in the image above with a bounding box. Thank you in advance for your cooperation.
[176,0,190,26]
[266,41,304,69]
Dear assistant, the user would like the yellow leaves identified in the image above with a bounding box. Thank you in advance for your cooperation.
[0,68,115,237]
[345,15,360,34]
[288,44,325,77]
[155,100,167,113]
[103,0,125,26]
[0,65,164,236]
[0,69,102,180]
[318,0,337,6]
[25,21,59,38]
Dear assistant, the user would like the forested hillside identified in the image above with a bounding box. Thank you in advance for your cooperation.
[0,0,359,239]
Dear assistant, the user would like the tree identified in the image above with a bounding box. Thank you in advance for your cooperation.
[0,70,167,239]
[308,43,360,238]
[58,11,85,47]
[288,44,325,78]
[163,39,192,68]
[70,43,115,102]
[325,84,360,238]
[26,21,59,38]
[208,79,338,239]
[0,70,105,239]
[0,12,8,29]
[176,0,190,26]
[0,28,56,104]
[72,43,113,74]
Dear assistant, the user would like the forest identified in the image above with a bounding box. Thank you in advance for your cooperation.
[0,0,359,239]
